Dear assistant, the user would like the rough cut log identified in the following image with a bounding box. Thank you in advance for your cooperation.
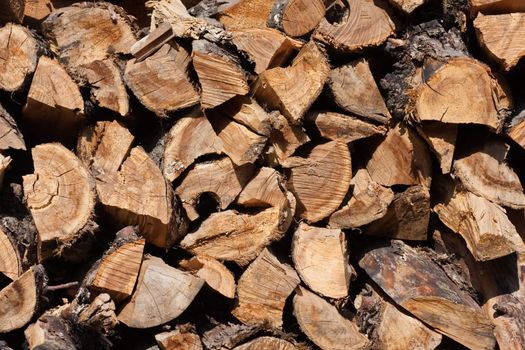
[0,0,25,23]
[329,59,391,124]
[218,0,275,30]
[359,241,496,349]
[418,122,457,174]
[0,104,25,151]
[470,0,525,14]
[23,56,84,146]
[283,140,351,222]
[314,0,394,52]
[233,337,296,350]
[329,168,394,229]
[268,112,309,163]
[0,265,45,333]
[237,167,287,208]
[0,23,38,92]
[387,0,427,13]
[0,226,22,280]
[125,43,200,116]
[23,143,96,261]
[293,286,370,350]
[366,123,432,187]
[292,223,351,298]
[268,0,325,37]
[42,2,136,68]
[180,255,236,299]
[156,329,203,350]
[192,40,249,109]
[202,323,262,350]
[214,96,272,137]
[23,0,52,23]
[254,41,329,124]
[232,248,300,328]
[24,314,77,350]
[163,113,224,182]
[118,255,204,328]
[175,157,252,221]
[307,111,386,143]
[231,28,301,74]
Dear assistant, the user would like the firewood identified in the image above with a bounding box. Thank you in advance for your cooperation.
[0,226,22,280]
[192,40,249,109]
[268,112,309,163]
[508,111,525,150]
[231,28,302,74]
[329,168,394,229]
[76,292,118,335]
[232,248,300,328]
[175,156,252,221]
[163,113,224,182]
[283,140,351,222]
[214,97,273,137]
[0,155,11,188]
[0,0,25,23]
[156,329,203,350]
[453,138,525,208]
[328,59,391,124]
[292,223,351,299]
[307,111,387,143]
[0,23,38,92]
[268,0,325,37]
[418,122,457,174]
[0,265,46,333]
[293,286,370,350]
[237,167,287,208]
[366,123,432,187]
[125,42,200,116]
[23,143,96,261]
[470,0,525,14]
[118,255,204,328]
[25,315,77,350]
[218,0,275,30]
[359,241,496,349]
[0,104,25,151]
[474,13,525,71]
[24,0,52,23]
[254,41,329,124]
[23,56,84,146]
[314,0,394,52]
[233,337,296,350]
[42,2,136,68]
[179,255,236,299]
[202,323,262,350]
[366,185,430,241]
[387,0,427,13]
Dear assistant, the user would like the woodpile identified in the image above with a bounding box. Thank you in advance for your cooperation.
[1,0,525,349]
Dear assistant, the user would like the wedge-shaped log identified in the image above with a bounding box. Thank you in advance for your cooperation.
[0,226,22,280]
[268,112,309,163]
[418,122,457,174]
[237,167,287,208]
[233,337,296,350]
[180,255,236,299]
[387,0,427,13]
[156,329,203,350]
[268,0,325,37]
[218,0,275,30]
[0,103,25,151]
[307,111,386,143]
[214,97,273,137]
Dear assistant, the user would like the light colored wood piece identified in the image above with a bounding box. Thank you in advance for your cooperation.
[0,103,25,151]
[233,337,296,350]
[274,0,325,37]
[268,112,309,163]
[0,226,21,280]
[419,123,457,174]
[307,111,386,143]
[237,167,287,208]
[470,0,525,15]
[24,0,52,22]
[387,0,426,13]
[218,0,275,30]
[156,330,203,350]
[214,96,272,137]
[180,255,236,298]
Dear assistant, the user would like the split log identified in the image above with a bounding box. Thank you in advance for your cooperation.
[0,226,22,280]
[163,113,224,182]
[293,286,370,350]
[283,140,351,222]
[23,143,96,261]
[233,337,296,350]
[218,0,275,30]
[42,3,136,68]
[307,111,386,143]
[214,96,273,137]
[175,156,252,221]
[156,329,203,350]
[0,155,11,188]
[0,265,46,333]
[0,104,25,151]
[237,167,287,208]
[179,255,236,298]
[268,0,325,37]
[24,0,52,23]
[23,56,84,146]
[192,40,249,109]
[254,41,329,124]
[268,112,309,163]
[328,59,391,124]
[0,0,25,23]
[418,122,457,174]
[314,0,395,52]
[366,123,432,187]
[125,43,200,116]
[329,168,394,229]
[292,223,351,298]
[232,248,300,328]
[202,323,262,350]
[387,0,427,13]
[508,111,525,150]
[0,23,38,92]
[470,0,525,15]
[25,315,77,350]
[76,292,118,336]
[359,241,496,349]
[118,255,204,328]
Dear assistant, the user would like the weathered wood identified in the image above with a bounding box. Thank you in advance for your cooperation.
[0,226,22,280]
[202,323,262,350]
[268,112,309,163]
[0,104,25,151]
[0,0,25,23]
[23,0,52,23]
[130,22,174,62]
[0,154,11,188]
[232,248,300,328]
[156,330,203,350]
[508,111,525,150]
[237,167,287,208]
[214,96,273,137]
[470,0,525,14]
[307,111,386,143]
[218,0,275,30]
[233,337,296,350]
[25,315,77,350]
[418,122,457,174]
[180,255,236,299]
[387,0,427,13]
[268,0,325,37]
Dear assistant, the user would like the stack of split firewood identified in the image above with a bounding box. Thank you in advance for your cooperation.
[1,0,525,348]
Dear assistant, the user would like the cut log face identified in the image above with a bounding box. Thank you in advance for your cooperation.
[329,168,394,229]
[125,43,200,116]
[175,157,252,221]
[118,256,204,328]
[271,0,326,37]
[284,140,352,222]
[418,122,457,174]
[214,96,273,137]
[0,265,44,333]
[366,123,432,187]
[453,139,525,209]
[293,286,370,350]
[268,112,309,163]
[0,24,38,92]
[24,0,53,23]
[0,227,22,280]
[0,104,25,151]
[0,0,25,23]
[314,0,394,52]
[292,223,350,298]
[192,40,249,109]
[387,0,426,13]
[359,241,496,350]
[23,56,84,146]
[163,114,224,182]
[156,330,203,350]
[415,57,510,130]
[470,0,525,16]
[42,3,136,68]
[232,248,300,328]
[233,337,296,350]
[307,111,386,143]
[254,41,329,124]
[218,0,275,30]
[23,143,96,261]
[329,60,391,123]
[237,167,287,208]
[180,255,236,299]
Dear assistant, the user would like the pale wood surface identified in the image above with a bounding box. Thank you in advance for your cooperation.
[180,255,236,299]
